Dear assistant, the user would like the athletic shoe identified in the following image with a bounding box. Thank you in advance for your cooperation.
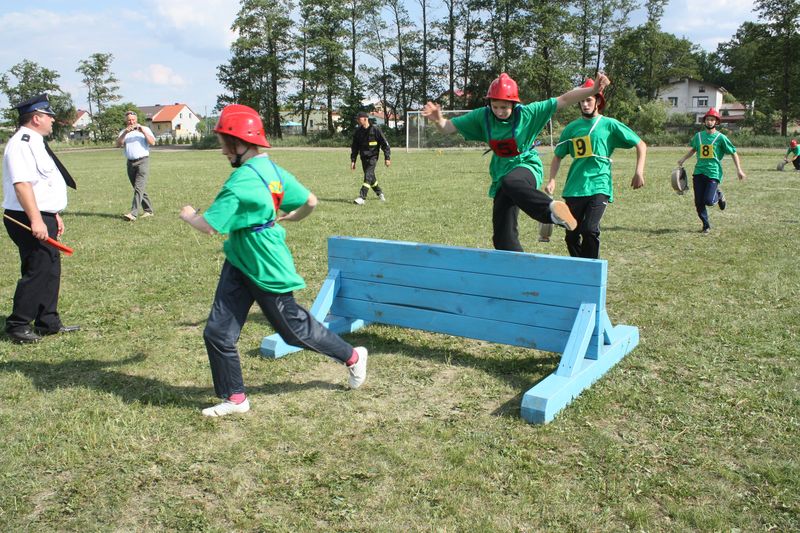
[353,197,365,205]
[202,398,250,417]
[549,201,578,231]
[717,189,726,210]
[348,347,368,389]
[378,193,386,202]
[140,212,154,218]
[122,213,137,221]
[701,227,711,235]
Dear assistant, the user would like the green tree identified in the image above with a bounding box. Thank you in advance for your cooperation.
[76,52,121,141]
[0,60,75,139]
[217,0,295,138]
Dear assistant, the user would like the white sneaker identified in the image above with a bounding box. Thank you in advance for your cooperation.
[353,197,365,205]
[378,193,386,202]
[202,398,250,417]
[549,201,577,231]
[348,347,368,389]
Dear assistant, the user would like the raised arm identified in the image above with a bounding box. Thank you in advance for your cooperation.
[422,102,457,134]
[556,73,610,110]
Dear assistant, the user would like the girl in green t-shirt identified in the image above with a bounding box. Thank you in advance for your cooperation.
[784,139,800,170]
[421,72,611,252]
[547,78,647,259]
[677,108,747,234]
[180,104,368,417]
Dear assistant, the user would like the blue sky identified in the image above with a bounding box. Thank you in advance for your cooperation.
[0,0,755,116]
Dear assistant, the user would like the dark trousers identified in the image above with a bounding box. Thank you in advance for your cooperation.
[127,157,153,216]
[358,156,383,199]
[564,194,609,259]
[492,167,553,251]
[692,174,720,230]
[204,261,354,399]
[3,210,63,333]
[793,158,800,170]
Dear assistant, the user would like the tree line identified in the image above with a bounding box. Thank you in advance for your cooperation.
[1,0,797,142]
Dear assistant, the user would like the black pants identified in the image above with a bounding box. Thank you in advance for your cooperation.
[3,210,63,333]
[564,194,609,259]
[492,167,553,251]
[203,261,354,399]
[692,174,720,230]
[793,158,800,170]
[358,156,383,199]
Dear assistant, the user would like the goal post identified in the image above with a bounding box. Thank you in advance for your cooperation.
[406,109,555,152]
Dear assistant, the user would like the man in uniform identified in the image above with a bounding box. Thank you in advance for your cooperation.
[116,110,156,221]
[350,112,391,205]
[2,94,79,343]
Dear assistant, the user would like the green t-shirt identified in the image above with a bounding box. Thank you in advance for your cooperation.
[553,115,640,202]
[786,146,800,158]
[451,98,558,197]
[203,154,310,293]
[689,130,737,182]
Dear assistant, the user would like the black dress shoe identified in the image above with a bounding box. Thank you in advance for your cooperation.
[34,325,81,336]
[7,328,43,344]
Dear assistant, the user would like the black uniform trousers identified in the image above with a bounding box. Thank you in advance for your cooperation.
[3,210,63,333]
[564,194,609,259]
[358,156,383,199]
[492,167,553,251]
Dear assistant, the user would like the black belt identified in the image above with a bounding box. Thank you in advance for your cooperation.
[128,156,149,162]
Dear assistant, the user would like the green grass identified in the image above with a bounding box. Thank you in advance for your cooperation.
[0,145,797,531]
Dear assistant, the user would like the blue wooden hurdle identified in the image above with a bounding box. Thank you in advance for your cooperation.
[261,236,639,424]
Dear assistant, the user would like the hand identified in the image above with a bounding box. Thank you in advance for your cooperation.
[631,172,645,189]
[544,179,556,196]
[421,101,441,121]
[385,160,391,167]
[180,205,197,221]
[55,213,64,237]
[737,170,746,180]
[277,210,297,222]
[350,162,356,171]
[30,219,48,241]
[677,160,684,167]
[595,71,611,92]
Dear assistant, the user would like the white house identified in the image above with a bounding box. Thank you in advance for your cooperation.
[70,109,92,140]
[138,103,200,139]
[660,78,728,123]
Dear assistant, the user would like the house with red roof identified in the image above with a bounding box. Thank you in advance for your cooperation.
[69,109,92,140]
[137,103,200,139]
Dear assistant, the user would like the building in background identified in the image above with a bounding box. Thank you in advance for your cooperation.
[137,103,200,139]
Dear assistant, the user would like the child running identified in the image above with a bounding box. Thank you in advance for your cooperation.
[677,108,746,234]
[180,104,368,417]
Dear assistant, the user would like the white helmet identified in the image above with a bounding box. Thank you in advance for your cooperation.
[671,167,689,195]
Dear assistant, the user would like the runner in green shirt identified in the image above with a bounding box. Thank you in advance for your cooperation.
[546,78,647,259]
[421,72,610,252]
[677,108,747,234]
[180,104,368,417]
[784,139,800,170]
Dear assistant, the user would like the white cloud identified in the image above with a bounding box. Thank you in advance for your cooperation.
[132,64,187,87]
[146,0,238,52]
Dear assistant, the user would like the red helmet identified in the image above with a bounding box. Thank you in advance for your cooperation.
[580,78,606,112]
[214,104,270,147]
[703,108,721,123]
[486,73,521,103]
[791,139,798,148]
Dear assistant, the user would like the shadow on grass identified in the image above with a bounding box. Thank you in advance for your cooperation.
[253,329,561,419]
[67,211,132,220]
[316,197,361,205]
[0,353,340,410]
[603,225,682,235]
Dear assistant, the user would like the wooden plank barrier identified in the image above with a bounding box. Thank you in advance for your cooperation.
[261,236,639,424]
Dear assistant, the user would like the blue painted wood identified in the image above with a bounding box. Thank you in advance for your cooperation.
[556,303,596,378]
[329,236,607,286]
[520,325,639,423]
[329,257,604,309]
[259,236,638,424]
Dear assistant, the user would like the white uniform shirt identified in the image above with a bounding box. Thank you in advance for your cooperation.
[2,126,68,213]
[119,126,154,160]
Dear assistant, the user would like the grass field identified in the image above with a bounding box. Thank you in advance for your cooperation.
[0,145,797,532]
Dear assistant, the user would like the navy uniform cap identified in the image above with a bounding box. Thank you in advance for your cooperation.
[14,93,56,116]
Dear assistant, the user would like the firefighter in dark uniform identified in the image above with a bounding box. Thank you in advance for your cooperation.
[350,111,391,205]
[2,94,79,343]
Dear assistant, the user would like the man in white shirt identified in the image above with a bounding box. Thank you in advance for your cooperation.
[116,110,155,221]
[2,94,80,343]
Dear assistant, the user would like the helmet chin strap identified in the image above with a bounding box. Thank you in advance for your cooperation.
[230,147,248,168]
